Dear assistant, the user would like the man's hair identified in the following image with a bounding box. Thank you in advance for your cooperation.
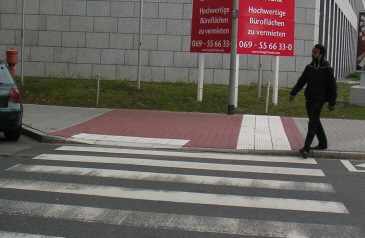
[314,44,326,57]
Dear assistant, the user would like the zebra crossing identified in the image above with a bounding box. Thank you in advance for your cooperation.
[0,146,363,237]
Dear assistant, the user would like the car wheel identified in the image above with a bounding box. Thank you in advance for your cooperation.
[4,125,22,141]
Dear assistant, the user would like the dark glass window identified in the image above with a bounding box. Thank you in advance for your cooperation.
[0,63,15,85]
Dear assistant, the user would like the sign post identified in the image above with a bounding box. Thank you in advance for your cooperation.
[228,1,239,115]
[197,54,205,101]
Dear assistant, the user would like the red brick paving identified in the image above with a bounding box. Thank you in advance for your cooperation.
[281,117,304,150]
[50,109,304,150]
[50,109,243,149]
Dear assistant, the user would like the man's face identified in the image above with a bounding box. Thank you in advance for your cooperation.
[312,47,322,61]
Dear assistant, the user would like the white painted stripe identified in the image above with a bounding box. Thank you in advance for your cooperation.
[0,231,63,238]
[34,154,325,177]
[66,138,184,149]
[357,163,365,168]
[7,164,335,192]
[56,145,317,164]
[341,160,365,173]
[0,179,348,213]
[341,160,357,172]
[0,199,360,237]
[69,133,190,148]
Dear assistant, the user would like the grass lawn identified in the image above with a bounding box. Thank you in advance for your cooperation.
[16,77,365,120]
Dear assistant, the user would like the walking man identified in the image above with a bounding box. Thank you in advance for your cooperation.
[289,44,337,158]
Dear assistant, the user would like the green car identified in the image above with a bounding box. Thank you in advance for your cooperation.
[0,61,23,141]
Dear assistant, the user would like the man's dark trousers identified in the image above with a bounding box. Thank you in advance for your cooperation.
[303,100,328,151]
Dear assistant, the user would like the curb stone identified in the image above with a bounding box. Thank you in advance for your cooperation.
[22,125,66,143]
[21,126,365,160]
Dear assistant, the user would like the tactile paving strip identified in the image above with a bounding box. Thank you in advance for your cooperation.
[237,115,291,151]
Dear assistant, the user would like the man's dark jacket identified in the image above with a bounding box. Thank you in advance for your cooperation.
[290,59,337,106]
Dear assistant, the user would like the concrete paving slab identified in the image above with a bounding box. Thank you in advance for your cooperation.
[23,104,112,133]
[293,118,365,153]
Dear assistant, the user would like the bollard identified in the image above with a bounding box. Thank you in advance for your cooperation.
[6,48,18,77]
[96,74,100,106]
[265,81,271,114]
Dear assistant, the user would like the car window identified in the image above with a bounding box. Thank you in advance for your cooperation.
[0,64,15,85]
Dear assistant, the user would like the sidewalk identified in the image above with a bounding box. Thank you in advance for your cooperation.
[22,104,365,160]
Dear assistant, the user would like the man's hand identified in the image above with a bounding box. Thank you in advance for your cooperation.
[289,95,295,103]
[328,105,335,112]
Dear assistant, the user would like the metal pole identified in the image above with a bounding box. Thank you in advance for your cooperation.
[21,0,25,86]
[228,0,239,115]
[273,56,279,105]
[137,0,143,90]
[197,54,204,101]
[234,54,239,107]
[257,55,263,98]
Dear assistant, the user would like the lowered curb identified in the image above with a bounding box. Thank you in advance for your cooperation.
[22,125,365,160]
[22,125,66,143]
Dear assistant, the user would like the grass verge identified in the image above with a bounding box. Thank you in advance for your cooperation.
[16,77,365,120]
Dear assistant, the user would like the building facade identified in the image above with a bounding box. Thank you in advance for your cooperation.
[0,0,364,87]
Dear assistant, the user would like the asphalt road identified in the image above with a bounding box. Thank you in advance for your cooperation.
[0,133,39,156]
[0,136,364,237]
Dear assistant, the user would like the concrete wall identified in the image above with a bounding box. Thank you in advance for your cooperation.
[0,0,358,87]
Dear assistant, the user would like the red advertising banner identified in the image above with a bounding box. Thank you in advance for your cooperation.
[237,0,295,56]
[356,11,365,71]
[190,0,233,54]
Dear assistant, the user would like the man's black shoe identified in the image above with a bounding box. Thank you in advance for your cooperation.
[310,145,327,150]
[299,149,309,159]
